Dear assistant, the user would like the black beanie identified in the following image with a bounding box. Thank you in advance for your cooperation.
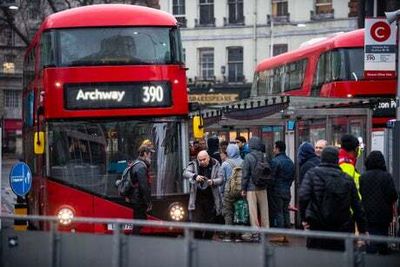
[321,146,339,164]
[340,134,359,152]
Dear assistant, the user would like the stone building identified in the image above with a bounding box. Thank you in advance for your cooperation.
[160,0,399,105]
[0,0,399,154]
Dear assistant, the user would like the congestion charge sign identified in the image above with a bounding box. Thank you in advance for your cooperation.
[364,18,396,79]
[9,162,32,197]
[370,21,391,42]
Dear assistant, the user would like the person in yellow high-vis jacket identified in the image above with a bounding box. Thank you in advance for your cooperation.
[339,134,361,197]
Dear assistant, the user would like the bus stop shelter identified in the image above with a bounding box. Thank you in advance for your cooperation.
[190,95,375,226]
[190,95,373,159]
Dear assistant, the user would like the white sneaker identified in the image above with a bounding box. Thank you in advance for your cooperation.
[241,233,253,241]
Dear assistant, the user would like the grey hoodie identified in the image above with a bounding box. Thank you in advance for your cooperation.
[218,144,243,195]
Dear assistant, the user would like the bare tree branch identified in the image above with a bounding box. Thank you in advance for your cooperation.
[1,7,30,46]
[46,0,58,13]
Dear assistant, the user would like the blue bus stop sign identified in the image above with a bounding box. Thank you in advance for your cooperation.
[9,162,32,197]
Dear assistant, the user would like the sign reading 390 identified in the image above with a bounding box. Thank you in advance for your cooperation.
[142,85,164,103]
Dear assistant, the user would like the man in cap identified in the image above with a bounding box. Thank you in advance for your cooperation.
[128,143,155,235]
[339,134,361,195]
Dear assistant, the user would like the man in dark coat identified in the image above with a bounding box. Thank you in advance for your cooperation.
[129,144,154,235]
[298,142,321,185]
[360,150,398,254]
[299,146,367,251]
[270,141,295,228]
[207,135,222,164]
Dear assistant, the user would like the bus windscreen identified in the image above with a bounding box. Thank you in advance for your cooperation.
[42,27,182,67]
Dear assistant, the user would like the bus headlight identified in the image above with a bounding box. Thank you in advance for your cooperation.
[169,203,185,221]
[57,207,75,225]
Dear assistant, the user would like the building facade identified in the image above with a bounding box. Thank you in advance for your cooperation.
[160,0,360,104]
[1,0,400,154]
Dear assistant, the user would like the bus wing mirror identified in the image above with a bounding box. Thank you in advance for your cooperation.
[192,115,204,139]
[34,131,45,155]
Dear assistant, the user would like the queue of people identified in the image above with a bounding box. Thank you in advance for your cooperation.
[185,133,398,253]
[185,135,296,241]
[128,133,398,253]
[299,135,398,253]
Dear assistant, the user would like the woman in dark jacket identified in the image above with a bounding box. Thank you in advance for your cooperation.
[360,150,398,254]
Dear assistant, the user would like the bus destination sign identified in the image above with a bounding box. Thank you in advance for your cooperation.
[64,81,172,110]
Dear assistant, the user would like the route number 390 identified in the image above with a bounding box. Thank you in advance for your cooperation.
[142,86,164,103]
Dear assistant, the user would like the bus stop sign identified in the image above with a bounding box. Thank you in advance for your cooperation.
[9,162,32,197]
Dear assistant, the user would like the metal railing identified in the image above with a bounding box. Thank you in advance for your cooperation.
[1,214,400,267]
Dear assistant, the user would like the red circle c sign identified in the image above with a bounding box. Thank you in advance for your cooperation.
[370,21,391,42]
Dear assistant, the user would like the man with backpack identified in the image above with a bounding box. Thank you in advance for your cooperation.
[299,146,367,251]
[219,143,243,240]
[126,144,154,235]
[241,136,270,240]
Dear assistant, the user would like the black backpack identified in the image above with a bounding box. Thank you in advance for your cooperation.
[249,153,272,187]
[319,174,351,227]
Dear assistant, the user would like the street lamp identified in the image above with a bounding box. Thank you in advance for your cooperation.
[385,9,400,120]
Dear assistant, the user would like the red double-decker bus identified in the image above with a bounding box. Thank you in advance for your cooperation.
[252,29,396,127]
[22,4,189,233]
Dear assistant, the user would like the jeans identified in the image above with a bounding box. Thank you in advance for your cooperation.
[132,203,147,235]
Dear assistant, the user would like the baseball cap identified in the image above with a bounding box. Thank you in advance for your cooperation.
[138,144,155,154]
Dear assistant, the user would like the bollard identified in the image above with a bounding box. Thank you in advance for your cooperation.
[13,202,28,231]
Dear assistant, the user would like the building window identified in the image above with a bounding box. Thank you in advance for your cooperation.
[312,0,334,19]
[199,0,215,26]
[173,0,186,27]
[316,0,332,14]
[227,47,243,82]
[3,54,16,74]
[4,90,21,108]
[348,0,358,17]
[228,0,244,24]
[273,44,288,56]
[199,48,214,80]
[272,0,288,17]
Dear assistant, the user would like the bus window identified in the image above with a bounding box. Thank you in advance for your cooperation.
[57,27,177,66]
[344,48,364,81]
[40,31,56,68]
[48,120,183,197]
[286,59,307,91]
[331,49,342,81]
[272,66,283,94]
[256,71,267,95]
[311,53,326,96]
